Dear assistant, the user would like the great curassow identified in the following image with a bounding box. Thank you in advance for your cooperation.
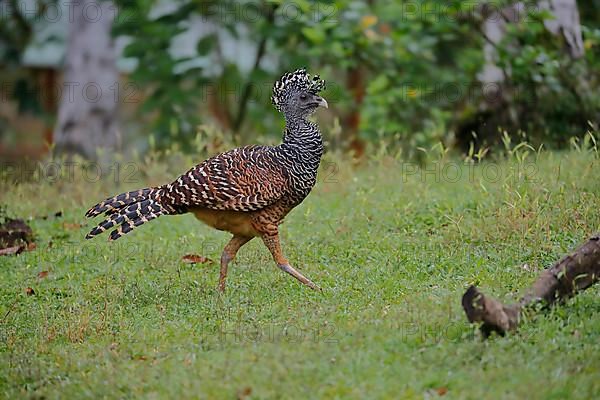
[85,69,328,292]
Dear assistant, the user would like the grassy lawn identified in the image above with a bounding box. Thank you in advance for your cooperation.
[1,148,599,399]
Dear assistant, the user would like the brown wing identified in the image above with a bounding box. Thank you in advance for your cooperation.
[162,146,288,212]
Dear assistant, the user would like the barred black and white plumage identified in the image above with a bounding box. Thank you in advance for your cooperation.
[86,68,328,291]
[85,187,173,240]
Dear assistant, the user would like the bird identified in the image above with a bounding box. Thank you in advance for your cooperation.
[85,68,328,292]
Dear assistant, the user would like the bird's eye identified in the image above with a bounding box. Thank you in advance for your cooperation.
[300,94,308,101]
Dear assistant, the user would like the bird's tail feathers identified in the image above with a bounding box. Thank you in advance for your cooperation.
[85,186,172,240]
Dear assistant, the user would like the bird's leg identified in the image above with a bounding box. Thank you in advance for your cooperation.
[261,232,320,291]
[219,235,253,292]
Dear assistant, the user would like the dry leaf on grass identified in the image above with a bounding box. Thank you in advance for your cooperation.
[25,287,35,296]
[62,222,82,230]
[182,254,213,264]
[37,271,49,279]
[237,387,252,400]
[436,387,448,396]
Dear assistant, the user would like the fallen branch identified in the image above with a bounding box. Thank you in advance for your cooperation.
[0,218,34,256]
[0,245,24,256]
[462,233,600,337]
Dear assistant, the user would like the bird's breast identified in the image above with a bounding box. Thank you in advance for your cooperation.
[190,207,260,237]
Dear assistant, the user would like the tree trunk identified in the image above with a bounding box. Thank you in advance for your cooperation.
[478,0,584,103]
[456,0,586,150]
[54,0,119,160]
[540,0,585,58]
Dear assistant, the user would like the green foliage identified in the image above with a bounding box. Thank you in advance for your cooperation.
[113,1,599,151]
[0,1,58,122]
[1,1,599,152]
[490,3,600,147]
[113,1,207,146]
[0,0,57,66]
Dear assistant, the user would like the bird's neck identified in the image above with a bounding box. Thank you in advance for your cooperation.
[281,115,323,157]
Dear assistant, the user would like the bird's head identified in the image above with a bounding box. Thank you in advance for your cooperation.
[271,68,327,119]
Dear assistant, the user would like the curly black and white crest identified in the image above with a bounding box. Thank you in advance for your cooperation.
[271,68,326,112]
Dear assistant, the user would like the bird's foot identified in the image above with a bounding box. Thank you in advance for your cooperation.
[278,263,321,291]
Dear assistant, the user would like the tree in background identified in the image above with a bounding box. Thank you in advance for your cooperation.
[0,0,584,159]
[54,0,120,159]
[460,0,597,150]
[112,1,598,156]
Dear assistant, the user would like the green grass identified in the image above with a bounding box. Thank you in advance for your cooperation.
[1,149,599,399]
